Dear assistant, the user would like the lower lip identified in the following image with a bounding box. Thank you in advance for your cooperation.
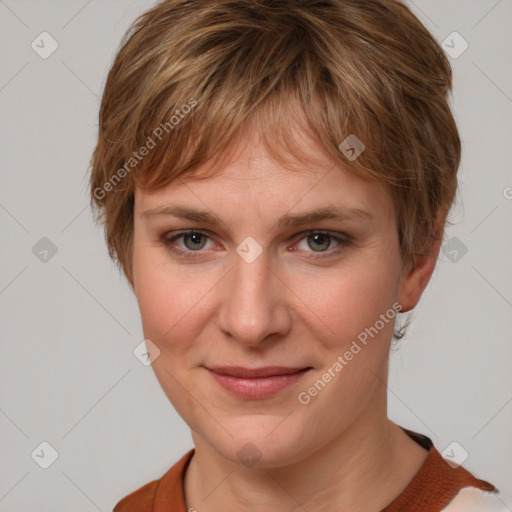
[208,369,310,399]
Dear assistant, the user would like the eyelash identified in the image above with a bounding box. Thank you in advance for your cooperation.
[160,230,352,260]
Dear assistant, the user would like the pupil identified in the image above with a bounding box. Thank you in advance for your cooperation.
[186,233,205,250]
[309,234,330,252]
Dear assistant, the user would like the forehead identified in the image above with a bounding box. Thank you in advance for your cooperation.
[134,113,393,222]
[135,159,393,234]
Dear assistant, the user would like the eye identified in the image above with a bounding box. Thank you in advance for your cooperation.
[293,231,351,258]
[160,230,352,259]
[161,230,216,257]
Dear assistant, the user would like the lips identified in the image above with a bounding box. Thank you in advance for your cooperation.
[205,365,312,399]
[207,366,309,378]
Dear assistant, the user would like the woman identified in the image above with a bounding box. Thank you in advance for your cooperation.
[89,0,504,510]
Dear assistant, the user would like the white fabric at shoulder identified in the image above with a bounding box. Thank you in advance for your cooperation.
[441,487,509,512]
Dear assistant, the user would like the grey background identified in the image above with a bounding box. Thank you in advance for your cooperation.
[0,0,511,510]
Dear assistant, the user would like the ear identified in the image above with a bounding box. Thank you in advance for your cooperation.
[397,223,444,313]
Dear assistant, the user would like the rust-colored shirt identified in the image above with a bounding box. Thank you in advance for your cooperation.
[113,431,499,512]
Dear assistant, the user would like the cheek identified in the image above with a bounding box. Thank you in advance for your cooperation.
[133,245,181,343]
[133,250,212,424]
[133,245,219,361]
[310,258,400,345]
[295,264,399,423]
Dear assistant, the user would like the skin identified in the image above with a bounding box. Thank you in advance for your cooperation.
[131,120,442,511]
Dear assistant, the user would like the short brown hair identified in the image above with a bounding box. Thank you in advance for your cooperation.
[89,0,460,286]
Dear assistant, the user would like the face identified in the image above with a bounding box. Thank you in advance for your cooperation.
[132,125,425,469]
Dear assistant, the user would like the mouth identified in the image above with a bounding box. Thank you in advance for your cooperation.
[205,366,312,399]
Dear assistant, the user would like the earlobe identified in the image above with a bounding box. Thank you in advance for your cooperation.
[397,230,443,313]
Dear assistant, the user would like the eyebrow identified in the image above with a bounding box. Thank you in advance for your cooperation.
[140,204,373,231]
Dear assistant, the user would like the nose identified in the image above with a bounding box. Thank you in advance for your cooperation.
[217,248,292,347]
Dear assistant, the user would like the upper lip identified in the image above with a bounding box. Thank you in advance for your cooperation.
[206,366,311,378]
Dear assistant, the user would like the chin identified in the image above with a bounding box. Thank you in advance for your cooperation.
[198,415,311,469]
